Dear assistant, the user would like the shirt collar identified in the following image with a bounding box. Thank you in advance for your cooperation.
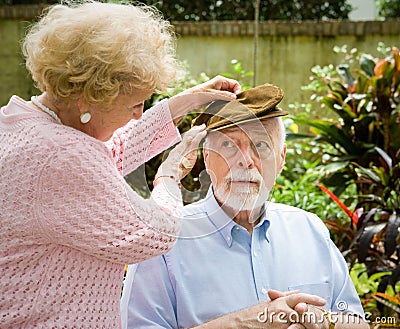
[203,188,236,247]
[203,187,271,246]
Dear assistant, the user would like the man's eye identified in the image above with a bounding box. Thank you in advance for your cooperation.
[222,140,235,148]
[256,141,269,148]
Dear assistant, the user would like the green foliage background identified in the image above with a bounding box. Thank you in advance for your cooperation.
[0,0,352,20]
[2,0,399,20]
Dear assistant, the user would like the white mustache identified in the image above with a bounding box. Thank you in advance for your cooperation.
[224,169,263,185]
[215,168,269,214]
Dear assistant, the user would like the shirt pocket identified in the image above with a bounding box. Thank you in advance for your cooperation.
[288,283,332,309]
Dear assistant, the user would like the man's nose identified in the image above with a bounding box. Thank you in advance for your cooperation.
[237,144,256,169]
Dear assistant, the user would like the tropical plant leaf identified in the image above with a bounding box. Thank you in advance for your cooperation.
[374,292,400,306]
[356,207,378,230]
[358,223,386,262]
[318,184,358,227]
[375,146,393,170]
[360,54,376,77]
[338,97,358,119]
[372,294,400,313]
[321,172,354,196]
[293,118,360,155]
[354,74,370,94]
[393,47,400,71]
[374,59,389,78]
[389,265,400,288]
[285,133,314,141]
[355,166,382,183]
[356,195,385,210]
[337,64,355,87]
[318,161,350,174]
[385,212,400,257]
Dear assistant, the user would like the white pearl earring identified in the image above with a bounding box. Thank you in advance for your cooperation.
[80,112,91,124]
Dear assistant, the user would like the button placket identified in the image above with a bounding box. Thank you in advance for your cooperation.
[251,226,269,301]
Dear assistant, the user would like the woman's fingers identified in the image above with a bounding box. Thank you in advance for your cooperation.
[168,76,241,122]
[178,125,207,178]
[203,75,242,94]
[165,124,206,179]
[182,123,207,145]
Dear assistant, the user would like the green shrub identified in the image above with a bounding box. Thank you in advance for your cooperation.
[290,43,400,316]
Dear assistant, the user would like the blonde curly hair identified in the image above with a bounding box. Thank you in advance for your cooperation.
[23,1,184,105]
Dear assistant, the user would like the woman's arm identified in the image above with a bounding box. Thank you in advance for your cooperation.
[34,126,205,264]
[105,76,241,176]
[105,99,180,176]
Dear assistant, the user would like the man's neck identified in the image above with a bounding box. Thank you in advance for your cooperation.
[219,203,264,236]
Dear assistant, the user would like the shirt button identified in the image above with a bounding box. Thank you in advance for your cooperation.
[253,251,258,257]
[261,288,268,295]
[227,236,231,242]
[235,226,240,231]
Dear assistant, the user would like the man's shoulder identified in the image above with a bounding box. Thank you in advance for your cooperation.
[267,202,329,236]
[268,201,316,216]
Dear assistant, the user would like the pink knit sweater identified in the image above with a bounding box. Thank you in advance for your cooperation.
[0,96,182,328]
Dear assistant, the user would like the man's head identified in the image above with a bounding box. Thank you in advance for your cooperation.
[193,84,287,213]
[203,118,286,212]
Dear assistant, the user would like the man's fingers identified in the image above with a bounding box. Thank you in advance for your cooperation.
[288,323,306,329]
[285,293,326,309]
[294,302,308,314]
[268,289,300,301]
[268,289,285,300]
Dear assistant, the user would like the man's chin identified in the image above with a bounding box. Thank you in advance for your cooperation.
[216,191,268,212]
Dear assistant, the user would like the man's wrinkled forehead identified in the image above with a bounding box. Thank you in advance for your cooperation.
[207,120,271,139]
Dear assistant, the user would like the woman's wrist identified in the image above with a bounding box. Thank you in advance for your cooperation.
[153,174,181,188]
[167,93,198,124]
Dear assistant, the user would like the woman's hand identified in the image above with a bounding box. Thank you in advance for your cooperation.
[183,75,241,96]
[154,124,207,184]
[168,75,241,124]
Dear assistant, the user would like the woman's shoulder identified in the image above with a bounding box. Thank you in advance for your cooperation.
[13,119,111,170]
[38,125,114,169]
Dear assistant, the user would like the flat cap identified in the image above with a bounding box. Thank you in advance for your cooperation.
[192,83,288,131]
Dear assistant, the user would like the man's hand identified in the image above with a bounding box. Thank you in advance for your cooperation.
[197,291,326,329]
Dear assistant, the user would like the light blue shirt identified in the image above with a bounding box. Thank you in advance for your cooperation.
[122,190,364,329]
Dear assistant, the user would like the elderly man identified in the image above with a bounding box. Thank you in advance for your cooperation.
[121,84,368,329]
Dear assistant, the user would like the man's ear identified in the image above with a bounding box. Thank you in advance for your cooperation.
[203,144,209,170]
[277,144,287,175]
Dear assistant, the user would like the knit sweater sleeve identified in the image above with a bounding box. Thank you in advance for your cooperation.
[104,99,181,176]
[34,139,182,265]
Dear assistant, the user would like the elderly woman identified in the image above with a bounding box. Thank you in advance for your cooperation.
[0,1,240,328]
